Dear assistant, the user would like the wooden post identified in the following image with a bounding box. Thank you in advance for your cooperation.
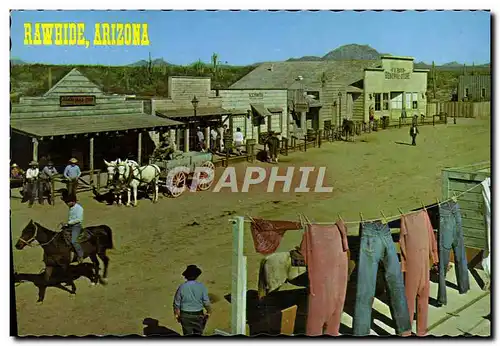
[284,137,288,156]
[184,127,190,153]
[176,128,181,149]
[51,178,56,206]
[231,216,247,335]
[96,169,101,192]
[205,126,210,150]
[303,135,307,152]
[32,137,38,162]
[89,137,94,185]
[137,132,143,165]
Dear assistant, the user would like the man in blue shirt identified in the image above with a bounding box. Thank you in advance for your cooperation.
[64,158,81,199]
[173,265,212,335]
[64,195,85,263]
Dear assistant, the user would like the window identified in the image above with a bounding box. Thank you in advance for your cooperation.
[481,88,486,99]
[306,91,320,101]
[383,93,389,110]
[405,93,412,110]
[391,92,403,109]
[412,92,418,109]
[374,93,381,111]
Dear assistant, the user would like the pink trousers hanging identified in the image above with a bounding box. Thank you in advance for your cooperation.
[301,221,349,336]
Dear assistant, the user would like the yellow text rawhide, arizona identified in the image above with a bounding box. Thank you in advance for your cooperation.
[23,22,150,47]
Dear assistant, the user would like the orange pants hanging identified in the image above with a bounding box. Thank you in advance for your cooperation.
[301,221,349,336]
[400,210,439,336]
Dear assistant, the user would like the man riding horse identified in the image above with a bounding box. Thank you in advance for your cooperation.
[63,195,85,264]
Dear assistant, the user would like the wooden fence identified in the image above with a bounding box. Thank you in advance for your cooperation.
[426,101,490,119]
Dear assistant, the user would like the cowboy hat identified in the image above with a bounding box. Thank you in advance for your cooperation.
[182,264,202,279]
[29,160,38,166]
[11,163,18,168]
[69,158,78,163]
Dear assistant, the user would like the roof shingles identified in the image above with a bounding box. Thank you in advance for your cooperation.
[10,114,183,138]
[230,60,381,90]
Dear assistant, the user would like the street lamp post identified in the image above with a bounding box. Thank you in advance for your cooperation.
[190,96,199,151]
[191,95,199,117]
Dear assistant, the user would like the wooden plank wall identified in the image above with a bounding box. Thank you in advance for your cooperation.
[426,101,490,119]
[442,168,490,249]
[11,98,145,119]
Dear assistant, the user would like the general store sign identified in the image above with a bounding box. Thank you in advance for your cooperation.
[385,67,411,80]
[60,95,96,107]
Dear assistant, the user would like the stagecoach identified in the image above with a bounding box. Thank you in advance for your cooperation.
[149,151,215,198]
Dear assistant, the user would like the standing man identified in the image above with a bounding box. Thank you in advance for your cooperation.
[64,158,81,199]
[401,107,407,125]
[267,131,280,163]
[369,105,375,132]
[196,127,206,152]
[233,127,244,155]
[25,161,39,207]
[217,123,225,152]
[410,123,420,146]
[173,265,212,335]
[64,195,84,264]
[210,127,218,152]
[39,161,58,205]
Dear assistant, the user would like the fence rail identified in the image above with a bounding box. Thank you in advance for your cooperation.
[426,101,490,119]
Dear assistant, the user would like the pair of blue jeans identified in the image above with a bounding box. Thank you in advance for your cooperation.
[353,221,411,336]
[437,201,470,305]
[71,223,84,259]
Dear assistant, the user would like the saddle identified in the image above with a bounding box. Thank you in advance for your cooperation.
[290,247,306,267]
[62,227,91,247]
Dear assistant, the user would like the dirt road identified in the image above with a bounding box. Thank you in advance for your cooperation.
[11,118,490,336]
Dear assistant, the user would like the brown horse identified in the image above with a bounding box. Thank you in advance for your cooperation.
[15,220,114,303]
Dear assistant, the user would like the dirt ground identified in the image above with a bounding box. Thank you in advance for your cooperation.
[11,118,490,336]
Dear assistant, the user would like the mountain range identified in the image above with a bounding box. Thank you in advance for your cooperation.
[10,44,490,68]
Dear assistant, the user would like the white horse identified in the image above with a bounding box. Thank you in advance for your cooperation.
[103,159,139,205]
[116,159,161,206]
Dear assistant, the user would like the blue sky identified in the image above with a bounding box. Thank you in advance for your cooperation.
[10,10,491,66]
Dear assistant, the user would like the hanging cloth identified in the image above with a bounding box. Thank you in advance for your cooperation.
[481,177,491,279]
[399,210,439,336]
[300,220,349,336]
[249,218,302,255]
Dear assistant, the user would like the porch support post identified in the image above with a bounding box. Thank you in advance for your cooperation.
[32,137,38,162]
[138,132,143,165]
[184,127,190,152]
[89,137,94,185]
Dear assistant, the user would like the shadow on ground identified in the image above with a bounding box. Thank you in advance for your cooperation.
[142,317,181,336]
[14,262,99,302]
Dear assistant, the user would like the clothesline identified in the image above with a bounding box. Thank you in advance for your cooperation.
[243,180,485,226]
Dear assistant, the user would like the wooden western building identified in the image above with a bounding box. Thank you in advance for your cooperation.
[363,56,428,122]
[457,75,491,102]
[152,76,232,151]
[229,56,429,134]
[10,68,183,174]
[218,89,288,141]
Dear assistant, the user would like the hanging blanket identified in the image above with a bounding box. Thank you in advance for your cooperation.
[250,218,302,255]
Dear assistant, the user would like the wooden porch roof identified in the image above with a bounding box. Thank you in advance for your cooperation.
[155,106,231,119]
[10,114,184,139]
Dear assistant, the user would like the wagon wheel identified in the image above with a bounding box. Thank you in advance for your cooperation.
[167,171,187,198]
[197,161,215,191]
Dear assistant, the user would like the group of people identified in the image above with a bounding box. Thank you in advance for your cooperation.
[10,157,82,206]
[196,124,245,156]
